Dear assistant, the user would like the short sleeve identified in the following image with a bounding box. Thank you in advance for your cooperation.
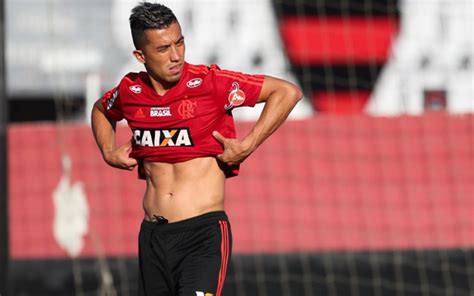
[100,86,124,121]
[214,67,264,110]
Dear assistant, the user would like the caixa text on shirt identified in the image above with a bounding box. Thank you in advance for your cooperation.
[133,128,194,147]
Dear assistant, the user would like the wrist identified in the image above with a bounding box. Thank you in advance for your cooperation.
[101,147,115,162]
[241,136,258,155]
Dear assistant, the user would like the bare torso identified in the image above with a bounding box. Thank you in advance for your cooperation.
[142,156,226,222]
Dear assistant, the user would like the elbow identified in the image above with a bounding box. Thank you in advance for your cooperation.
[295,85,304,103]
[287,83,303,105]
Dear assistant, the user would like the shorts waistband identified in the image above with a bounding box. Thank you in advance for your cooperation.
[140,211,228,233]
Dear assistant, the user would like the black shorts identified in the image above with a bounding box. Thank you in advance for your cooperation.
[138,211,232,296]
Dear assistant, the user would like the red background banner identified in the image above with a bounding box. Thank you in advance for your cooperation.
[8,114,474,258]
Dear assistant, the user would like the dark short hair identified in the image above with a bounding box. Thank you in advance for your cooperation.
[129,2,178,49]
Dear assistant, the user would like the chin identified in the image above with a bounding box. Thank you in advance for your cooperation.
[168,74,182,83]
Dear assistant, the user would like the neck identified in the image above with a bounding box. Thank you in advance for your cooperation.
[149,77,169,96]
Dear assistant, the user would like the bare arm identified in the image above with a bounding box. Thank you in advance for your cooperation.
[213,76,303,165]
[91,100,138,170]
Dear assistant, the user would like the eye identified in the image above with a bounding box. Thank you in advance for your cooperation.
[156,46,168,53]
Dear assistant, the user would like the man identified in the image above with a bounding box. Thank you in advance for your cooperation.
[91,2,301,296]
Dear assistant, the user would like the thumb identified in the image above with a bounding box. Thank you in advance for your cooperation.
[126,157,138,166]
[125,139,134,151]
[212,131,227,144]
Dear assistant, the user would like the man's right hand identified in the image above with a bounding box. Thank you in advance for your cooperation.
[103,140,138,170]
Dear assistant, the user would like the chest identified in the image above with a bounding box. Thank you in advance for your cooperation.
[121,86,226,130]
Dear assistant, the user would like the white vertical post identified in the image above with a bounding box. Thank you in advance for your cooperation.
[85,72,101,124]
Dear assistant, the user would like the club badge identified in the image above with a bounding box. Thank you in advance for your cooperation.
[225,82,246,110]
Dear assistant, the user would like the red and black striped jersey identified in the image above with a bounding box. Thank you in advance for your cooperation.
[100,62,264,178]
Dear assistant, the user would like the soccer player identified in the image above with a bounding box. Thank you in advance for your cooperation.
[91,2,302,296]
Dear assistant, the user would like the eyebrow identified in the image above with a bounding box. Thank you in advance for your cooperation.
[156,36,184,50]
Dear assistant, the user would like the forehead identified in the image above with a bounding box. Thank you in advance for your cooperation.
[143,21,182,47]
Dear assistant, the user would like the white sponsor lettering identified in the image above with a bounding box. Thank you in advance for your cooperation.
[150,107,171,117]
[187,78,203,88]
[129,85,142,93]
[141,130,153,147]
[133,128,193,147]
[175,130,191,146]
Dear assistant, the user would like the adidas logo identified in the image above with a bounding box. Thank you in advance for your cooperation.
[134,108,146,118]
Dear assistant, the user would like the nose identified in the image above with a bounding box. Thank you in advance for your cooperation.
[169,45,180,62]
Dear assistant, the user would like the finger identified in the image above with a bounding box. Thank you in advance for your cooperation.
[126,158,138,166]
[212,131,227,144]
[125,140,134,151]
[124,162,137,170]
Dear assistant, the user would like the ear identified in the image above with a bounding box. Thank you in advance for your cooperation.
[133,50,145,64]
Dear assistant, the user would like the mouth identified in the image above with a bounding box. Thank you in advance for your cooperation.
[169,64,183,75]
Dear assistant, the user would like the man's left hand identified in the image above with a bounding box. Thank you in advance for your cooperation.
[212,131,253,165]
